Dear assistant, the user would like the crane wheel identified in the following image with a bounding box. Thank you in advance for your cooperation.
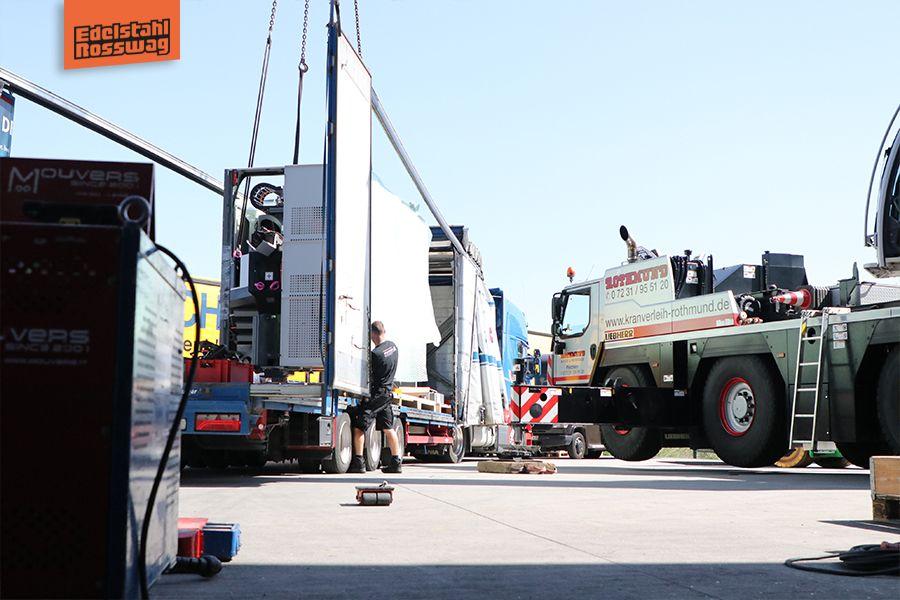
[702,356,787,468]
[813,456,849,469]
[600,366,663,461]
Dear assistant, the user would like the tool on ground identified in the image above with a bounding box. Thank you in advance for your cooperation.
[356,481,395,506]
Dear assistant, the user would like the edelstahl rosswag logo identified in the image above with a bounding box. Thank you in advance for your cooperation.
[64,0,180,69]
[73,19,172,61]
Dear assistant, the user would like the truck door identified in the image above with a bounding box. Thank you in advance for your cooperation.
[550,285,600,385]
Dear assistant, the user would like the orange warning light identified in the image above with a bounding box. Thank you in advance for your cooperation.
[566,267,575,282]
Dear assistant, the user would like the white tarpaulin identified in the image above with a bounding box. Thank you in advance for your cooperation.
[371,181,441,382]
[457,256,506,426]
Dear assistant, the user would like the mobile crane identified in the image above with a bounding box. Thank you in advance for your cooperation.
[540,108,900,469]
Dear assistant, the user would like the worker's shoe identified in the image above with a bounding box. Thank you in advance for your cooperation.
[348,455,366,474]
[381,456,402,474]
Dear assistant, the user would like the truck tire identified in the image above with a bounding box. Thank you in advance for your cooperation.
[567,431,587,460]
[381,419,405,465]
[876,346,900,454]
[834,441,887,469]
[364,423,383,471]
[322,414,352,474]
[774,448,812,468]
[439,425,466,463]
[599,366,663,462]
[813,456,849,469]
[702,355,787,468]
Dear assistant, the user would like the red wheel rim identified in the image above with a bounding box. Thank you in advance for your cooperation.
[718,376,754,437]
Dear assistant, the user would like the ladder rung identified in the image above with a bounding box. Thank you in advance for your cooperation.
[801,336,822,341]
[796,388,817,392]
[793,439,813,444]
[798,362,819,366]
[793,413,815,417]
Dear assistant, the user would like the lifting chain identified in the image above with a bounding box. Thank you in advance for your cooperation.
[353,0,362,56]
[299,0,310,72]
[267,0,278,36]
[292,0,312,164]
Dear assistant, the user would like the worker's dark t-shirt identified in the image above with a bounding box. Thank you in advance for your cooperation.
[370,341,398,400]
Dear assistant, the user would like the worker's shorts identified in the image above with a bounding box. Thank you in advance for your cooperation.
[349,394,394,431]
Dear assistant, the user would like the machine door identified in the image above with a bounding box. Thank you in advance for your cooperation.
[551,285,600,385]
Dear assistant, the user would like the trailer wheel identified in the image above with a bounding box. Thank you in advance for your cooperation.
[876,346,900,454]
[774,447,812,468]
[381,419,405,465]
[364,423,383,471]
[702,356,787,468]
[322,414,352,474]
[439,425,466,463]
[567,431,587,460]
[813,456,849,469]
[599,366,663,461]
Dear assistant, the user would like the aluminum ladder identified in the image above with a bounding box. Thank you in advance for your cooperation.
[788,308,849,451]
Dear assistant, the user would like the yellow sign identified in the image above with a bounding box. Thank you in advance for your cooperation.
[183,279,220,357]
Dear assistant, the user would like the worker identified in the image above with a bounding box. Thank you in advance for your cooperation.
[349,321,403,474]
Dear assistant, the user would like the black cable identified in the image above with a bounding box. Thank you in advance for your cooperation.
[785,543,900,577]
[137,243,201,600]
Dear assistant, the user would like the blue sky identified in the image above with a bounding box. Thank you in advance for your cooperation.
[2,1,898,331]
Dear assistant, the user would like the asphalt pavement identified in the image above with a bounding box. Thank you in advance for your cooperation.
[155,457,900,599]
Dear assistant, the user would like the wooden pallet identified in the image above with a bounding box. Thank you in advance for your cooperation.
[871,456,900,522]
[394,388,451,414]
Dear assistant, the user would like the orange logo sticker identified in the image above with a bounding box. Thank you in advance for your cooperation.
[64,0,180,70]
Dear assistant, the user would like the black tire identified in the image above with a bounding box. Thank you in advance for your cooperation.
[381,419,405,465]
[438,425,466,463]
[322,414,352,474]
[876,347,900,454]
[813,456,849,469]
[599,366,663,461]
[364,423,383,471]
[834,441,886,469]
[702,355,787,468]
[567,431,587,459]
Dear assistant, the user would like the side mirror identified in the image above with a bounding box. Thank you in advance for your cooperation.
[551,293,564,323]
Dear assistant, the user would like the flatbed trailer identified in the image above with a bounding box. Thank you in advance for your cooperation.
[182,382,461,471]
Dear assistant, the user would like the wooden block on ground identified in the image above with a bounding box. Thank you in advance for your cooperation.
[871,456,900,522]
[871,456,900,497]
[477,459,557,475]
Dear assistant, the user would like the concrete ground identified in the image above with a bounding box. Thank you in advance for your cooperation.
[156,457,899,599]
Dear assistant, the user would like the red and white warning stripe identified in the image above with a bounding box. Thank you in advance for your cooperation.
[770,288,812,309]
[510,386,561,424]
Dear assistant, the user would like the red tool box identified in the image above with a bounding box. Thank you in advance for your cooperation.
[185,359,253,383]
[177,518,209,558]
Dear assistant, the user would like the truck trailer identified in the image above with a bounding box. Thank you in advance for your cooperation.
[180,161,536,472]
